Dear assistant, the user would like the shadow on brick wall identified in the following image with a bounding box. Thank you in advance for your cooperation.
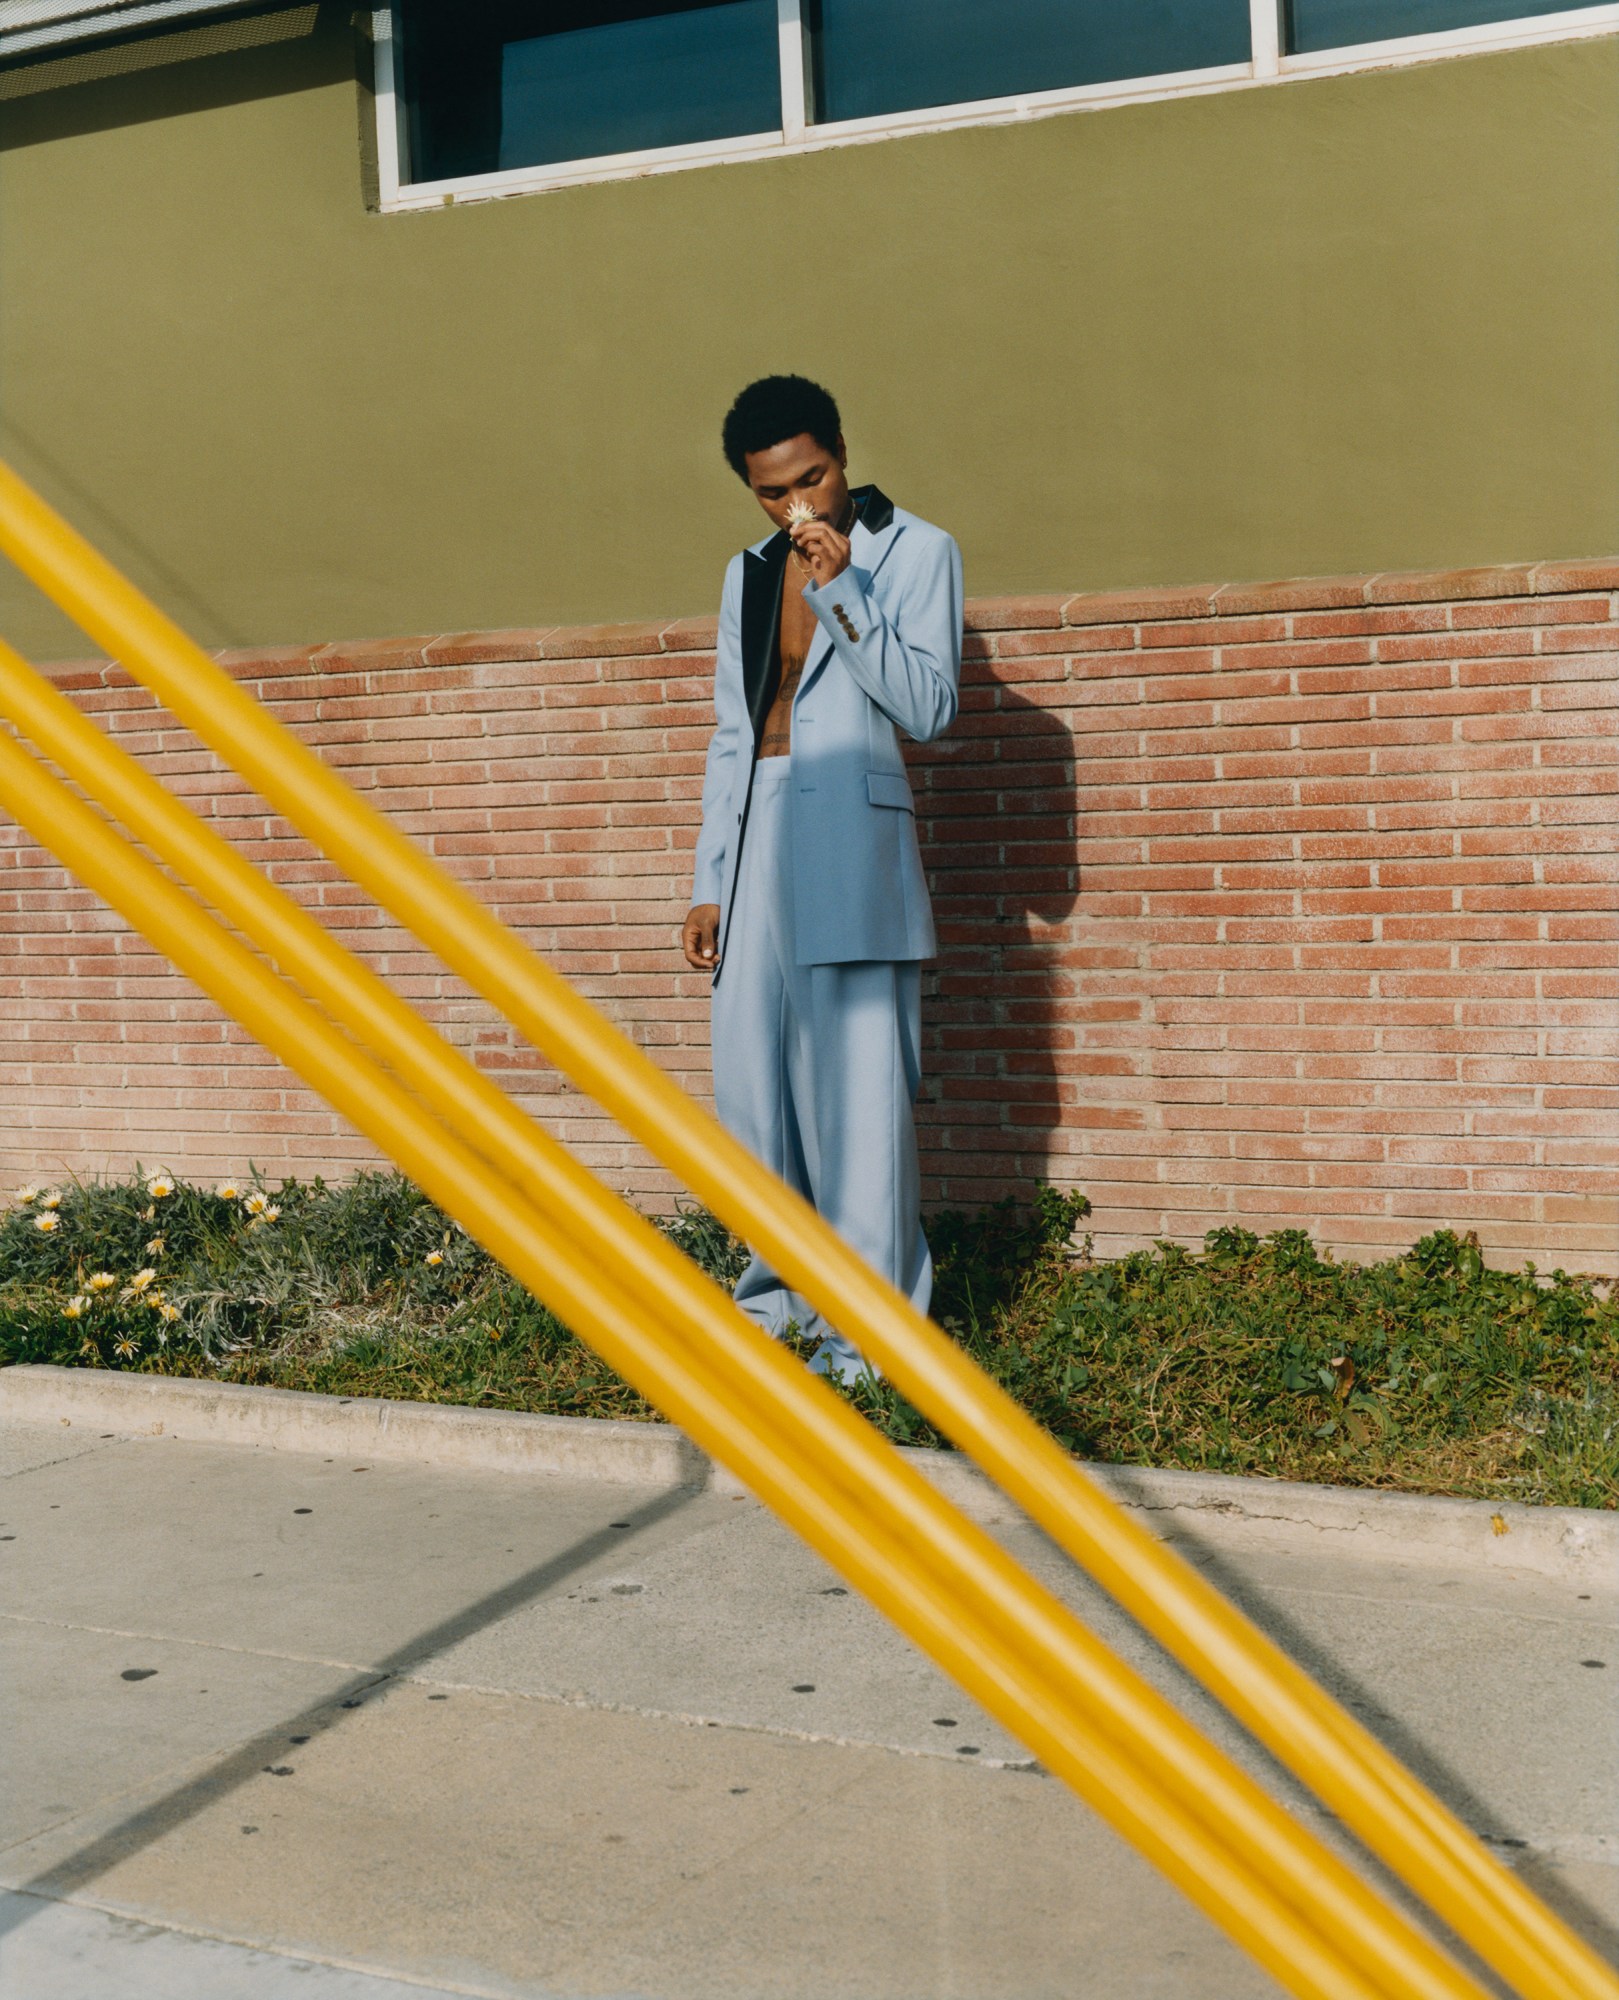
[913,668,1079,1207]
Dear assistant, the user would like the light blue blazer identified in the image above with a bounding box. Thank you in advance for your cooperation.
[693,485,964,974]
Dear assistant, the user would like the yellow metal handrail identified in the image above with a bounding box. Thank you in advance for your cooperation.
[0,456,1611,2000]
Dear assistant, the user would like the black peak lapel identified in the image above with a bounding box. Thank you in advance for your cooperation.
[850,483,895,532]
[740,532,789,749]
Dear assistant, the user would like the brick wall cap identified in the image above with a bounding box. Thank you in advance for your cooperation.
[540,620,672,660]
[422,629,558,667]
[1211,578,1369,615]
[1530,558,1619,593]
[310,635,435,673]
[215,643,327,673]
[965,593,1068,631]
[33,556,1618,690]
[1365,565,1538,605]
[37,658,118,690]
[655,614,721,652]
[1064,586,1220,626]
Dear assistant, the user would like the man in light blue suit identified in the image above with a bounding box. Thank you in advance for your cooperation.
[682,376,964,1384]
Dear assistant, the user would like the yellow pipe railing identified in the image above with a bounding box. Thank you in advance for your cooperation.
[0,709,1477,2000]
[1,455,1611,2000]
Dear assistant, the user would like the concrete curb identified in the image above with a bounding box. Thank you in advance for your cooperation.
[3,1363,1614,1583]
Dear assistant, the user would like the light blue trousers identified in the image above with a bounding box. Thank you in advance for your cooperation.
[711,755,932,1384]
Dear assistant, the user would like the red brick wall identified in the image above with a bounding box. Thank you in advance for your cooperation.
[2,562,1614,1271]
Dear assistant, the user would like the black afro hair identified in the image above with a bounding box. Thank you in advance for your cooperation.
[721,374,842,482]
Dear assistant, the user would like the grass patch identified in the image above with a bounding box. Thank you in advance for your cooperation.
[2,1170,1614,1508]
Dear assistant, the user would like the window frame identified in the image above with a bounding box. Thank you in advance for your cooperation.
[371,0,1619,212]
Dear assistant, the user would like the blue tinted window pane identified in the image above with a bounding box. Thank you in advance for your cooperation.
[810,0,1251,124]
[1288,0,1583,51]
[399,1,779,183]
[499,1,780,169]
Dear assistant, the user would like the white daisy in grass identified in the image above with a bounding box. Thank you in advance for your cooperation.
[39,1190,62,1210]
[261,1204,281,1225]
[88,1271,117,1292]
[159,1303,181,1323]
[424,1251,444,1267]
[34,1212,59,1233]
[147,1175,174,1199]
[127,1267,156,1293]
[243,1192,268,1216]
[145,1236,165,1256]
[62,1296,88,1319]
[113,1335,139,1360]
[13,1185,39,1205]
[214,1180,242,1201]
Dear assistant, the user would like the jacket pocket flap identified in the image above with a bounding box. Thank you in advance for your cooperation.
[866,771,915,813]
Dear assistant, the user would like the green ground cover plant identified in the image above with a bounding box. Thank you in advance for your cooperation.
[2,1170,1614,1508]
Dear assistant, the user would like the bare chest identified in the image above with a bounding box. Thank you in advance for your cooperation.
[758,570,820,758]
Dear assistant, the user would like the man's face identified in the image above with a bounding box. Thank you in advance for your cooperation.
[743,432,851,535]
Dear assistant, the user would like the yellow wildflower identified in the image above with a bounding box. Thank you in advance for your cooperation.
[127,1267,156,1293]
[12,1184,39,1204]
[113,1335,139,1360]
[424,1251,444,1266]
[88,1271,116,1292]
[159,1303,181,1323]
[34,1212,60,1233]
[147,1175,174,1199]
[145,1236,165,1256]
[62,1296,88,1319]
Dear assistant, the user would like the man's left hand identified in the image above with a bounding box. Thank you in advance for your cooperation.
[790,517,852,588]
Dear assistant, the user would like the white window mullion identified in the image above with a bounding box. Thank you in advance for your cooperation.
[1250,0,1286,74]
[372,8,408,204]
[777,0,809,140]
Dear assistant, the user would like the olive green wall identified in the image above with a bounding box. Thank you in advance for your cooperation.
[2,8,1615,661]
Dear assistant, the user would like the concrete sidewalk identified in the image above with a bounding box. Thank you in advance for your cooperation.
[1,1411,1614,1999]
